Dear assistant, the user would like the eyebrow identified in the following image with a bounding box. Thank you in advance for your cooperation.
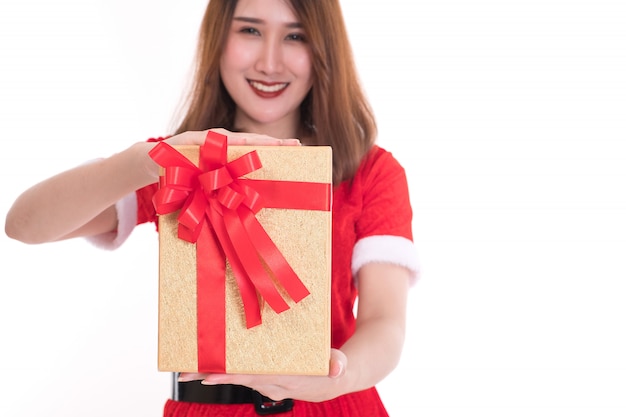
[233,16,303,29]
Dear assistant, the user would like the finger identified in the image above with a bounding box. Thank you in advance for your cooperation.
[229,137,301,146]
[328,349,347,379]
[201,372,257,387]
[217,130,301,146]
[178,372,210,382]
[165,131,207,146]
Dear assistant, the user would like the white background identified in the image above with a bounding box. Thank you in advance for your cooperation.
[1,0,625,416]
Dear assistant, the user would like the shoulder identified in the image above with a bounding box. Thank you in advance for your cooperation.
[351,145,409,195]
[336,144,413,238]
[360,145,404,172]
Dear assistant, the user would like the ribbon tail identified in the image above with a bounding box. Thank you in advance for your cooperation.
[196,224,226,373]
[222,209,291,315]
[241,208,310,303]
[208,206,263,329]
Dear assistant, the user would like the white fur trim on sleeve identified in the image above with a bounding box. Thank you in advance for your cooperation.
[352,235,420,286]
[85,191,138,250]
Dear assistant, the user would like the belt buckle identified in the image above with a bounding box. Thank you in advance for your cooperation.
[252,390,294,415]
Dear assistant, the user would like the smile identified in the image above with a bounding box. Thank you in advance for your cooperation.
[248,80,289,95]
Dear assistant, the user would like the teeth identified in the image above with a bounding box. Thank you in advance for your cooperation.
[250,81,287,93]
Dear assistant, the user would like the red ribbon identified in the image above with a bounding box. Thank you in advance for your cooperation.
[149,131,331,372]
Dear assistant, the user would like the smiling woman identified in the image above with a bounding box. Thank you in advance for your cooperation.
[3,0,418,416]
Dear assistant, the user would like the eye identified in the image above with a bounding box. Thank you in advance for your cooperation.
[286,33,307,42]
[239,26,260,36]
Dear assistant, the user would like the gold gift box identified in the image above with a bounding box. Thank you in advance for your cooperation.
[157,145,332,375]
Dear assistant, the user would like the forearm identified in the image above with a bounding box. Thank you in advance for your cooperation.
[338,315,406,396]
[5,141,157,244]
[335,263,411,397]
[5,129,300,244]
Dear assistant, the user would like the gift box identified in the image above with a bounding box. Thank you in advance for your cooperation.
[151,133,332,375]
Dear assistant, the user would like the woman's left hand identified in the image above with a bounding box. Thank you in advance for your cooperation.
[177,348,348,402]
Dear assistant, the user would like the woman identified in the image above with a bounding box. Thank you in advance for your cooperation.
[5,0,419,415]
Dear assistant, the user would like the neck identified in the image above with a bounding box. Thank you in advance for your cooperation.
[234,113,301,140]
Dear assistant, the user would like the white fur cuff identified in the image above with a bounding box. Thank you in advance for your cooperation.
[352,235,420,286]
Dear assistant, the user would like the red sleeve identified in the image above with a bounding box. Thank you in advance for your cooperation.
[135,137,168,229]
[136,183,159,228]
[355,146,414,241]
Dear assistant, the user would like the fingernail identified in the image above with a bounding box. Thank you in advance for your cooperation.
[329,360,345,378]
[200,376,222,385]
[201,374,227,385]
[335,361,344,378]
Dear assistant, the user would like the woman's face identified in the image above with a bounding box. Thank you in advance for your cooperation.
[220,0,313,138]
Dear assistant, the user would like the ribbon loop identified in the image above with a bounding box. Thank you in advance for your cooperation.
[198,166,233,193]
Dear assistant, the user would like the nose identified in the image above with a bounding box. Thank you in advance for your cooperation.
[255,37,284,75]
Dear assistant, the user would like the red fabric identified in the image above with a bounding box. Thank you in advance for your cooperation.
[136,181,159,229]
[163,387,388,417]
[136,137,167,230]
[136,143,413,415]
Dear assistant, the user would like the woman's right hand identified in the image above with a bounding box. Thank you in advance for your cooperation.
[164,128,301,147]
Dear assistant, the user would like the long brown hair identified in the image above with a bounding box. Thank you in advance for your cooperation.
[174,0,377,184]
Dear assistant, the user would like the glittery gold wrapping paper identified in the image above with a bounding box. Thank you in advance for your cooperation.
[157,145,332,375]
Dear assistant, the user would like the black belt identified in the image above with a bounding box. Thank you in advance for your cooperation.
[172,374,294,415]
